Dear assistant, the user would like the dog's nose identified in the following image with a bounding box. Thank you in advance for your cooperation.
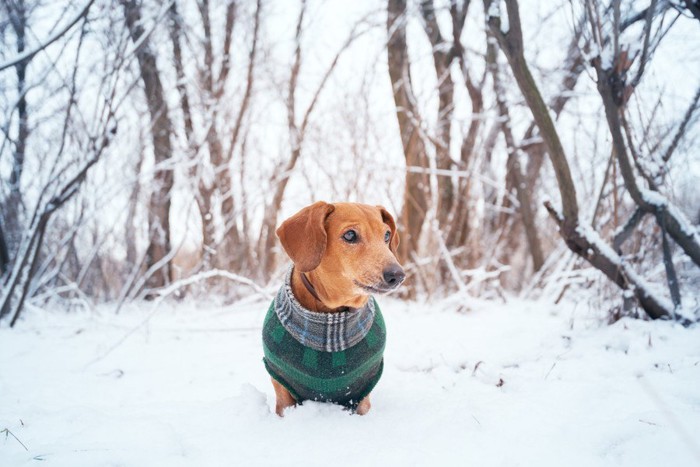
[382,265,405,288]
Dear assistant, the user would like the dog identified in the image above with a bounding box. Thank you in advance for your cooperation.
[262,202,405,416]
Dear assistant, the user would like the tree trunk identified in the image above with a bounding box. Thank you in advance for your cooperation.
[487,0,578,223]
[220,0,262,272]
[0,221,9,276]
[486,34,544,272]
[125,146,144,269]
[194,0,243,270]
[259,149,301,277]
[420,0,455,227]
[388,0,430,264]
[445,2,483,254]
[4,0,29,270]
[168,1,195,144]
[257,0,307,278]
[121,0,174,290]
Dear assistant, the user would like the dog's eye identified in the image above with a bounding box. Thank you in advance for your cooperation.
[343,230,358,243]
[384,231,391,243]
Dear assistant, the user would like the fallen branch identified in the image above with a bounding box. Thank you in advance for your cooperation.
[150,269,274,301]
[545,201,682,324]
[1,428,28,451]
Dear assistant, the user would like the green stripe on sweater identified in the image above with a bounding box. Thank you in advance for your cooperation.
[262,340,383,395]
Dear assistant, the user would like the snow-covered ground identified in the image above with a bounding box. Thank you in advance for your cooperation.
[2,295,700,466]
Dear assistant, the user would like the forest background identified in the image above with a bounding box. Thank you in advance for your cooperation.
[1,0,699,324]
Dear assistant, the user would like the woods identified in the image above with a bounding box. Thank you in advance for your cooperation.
[1,0,699,325]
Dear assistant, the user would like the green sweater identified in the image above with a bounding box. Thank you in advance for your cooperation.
[262,298,386,411]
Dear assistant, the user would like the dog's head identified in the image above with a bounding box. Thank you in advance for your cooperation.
[276,201,405,308]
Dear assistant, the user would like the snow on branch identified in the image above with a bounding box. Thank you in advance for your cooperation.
[151,269,274,302]
[0,0,96,72]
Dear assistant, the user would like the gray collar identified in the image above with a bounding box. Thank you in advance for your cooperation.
[274,267,376,352]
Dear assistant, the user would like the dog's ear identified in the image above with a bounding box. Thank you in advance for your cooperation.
[276,201,335,272]
[378,206,400,256]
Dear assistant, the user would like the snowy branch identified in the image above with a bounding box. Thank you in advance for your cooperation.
[0,0,96,72]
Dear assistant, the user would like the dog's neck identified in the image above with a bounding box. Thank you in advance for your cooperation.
[291,267,369,312]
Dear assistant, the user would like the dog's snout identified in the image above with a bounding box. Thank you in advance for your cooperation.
[382,265,405,288]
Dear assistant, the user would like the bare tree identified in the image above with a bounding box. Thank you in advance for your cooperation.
[121,0,175,291]
[257,0,367,278]
[219,0,261,271]
[0,220,9,275]
[419,0,456,228]
[194,0,241,269]
[444,2,486,260]
[486,0,698,321]
[591,3,700,268]
[2,0,30,270]
[168,0,261,274]
[1,0,696,322]
[0,0,116,325]
[387,0,431,265]
[485,31,544,272]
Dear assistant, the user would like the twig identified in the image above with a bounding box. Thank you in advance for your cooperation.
[0,0,96,72]
[150,269,273,301]
[431,220,467,295]
[1,428,28,451]
[631,0,657,87]
[591,149,615,228]
[545,362,557,379]
[661,85,700,164]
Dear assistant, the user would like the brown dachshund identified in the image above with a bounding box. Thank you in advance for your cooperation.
[262,202,405,416]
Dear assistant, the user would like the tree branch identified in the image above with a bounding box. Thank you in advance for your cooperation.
[0,221,9,276]
[682,0,700,22]
[661,84,700,164]
[613,207,647,253]
[0,0,95,72]
[596,65,700,267]
[545,201,678,323]
[631,0,658,87]
[485,0,579,221]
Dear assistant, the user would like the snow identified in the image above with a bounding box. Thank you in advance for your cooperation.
[2,296,700,466]
[640,188,700,239]
[487,1,500,20]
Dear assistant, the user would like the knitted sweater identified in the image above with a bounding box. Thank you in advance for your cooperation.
[262,286,386,410]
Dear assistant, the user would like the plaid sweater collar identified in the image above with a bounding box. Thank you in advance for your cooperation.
[274,267,376,352]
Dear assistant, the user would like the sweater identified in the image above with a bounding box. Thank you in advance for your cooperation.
[262,278,386,411]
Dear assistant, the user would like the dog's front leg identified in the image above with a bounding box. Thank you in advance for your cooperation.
[355,394,371,415]
[271,378,297,416]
